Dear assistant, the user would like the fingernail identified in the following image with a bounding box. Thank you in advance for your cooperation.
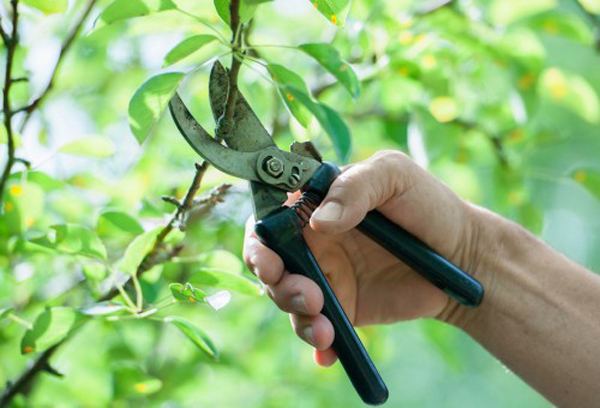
[303,326,315,345]
[291,295,308,313]
[312,201,343,222]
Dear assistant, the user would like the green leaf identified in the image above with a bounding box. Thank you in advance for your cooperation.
[10,171,64,191]
[579,0,600,13]
[98,211,144,235]
[31,224,107,260]
[525,11,592,44]
[79,302,125,316]
[169,283,206,303]
[539,68,600,124]
[189,268,260,296]
[22,0,67,14]
[283,86,352,162]
[0,308,14,320]
[113,363,163,397]
[59,136,115,158]
[213,0,258,24]
[82,262,108,282]
[299,43,360,99]
[21,307,83,354]
[98,0,177,26]
[165,316,218,360]
[488,0,556,26]
[4,181,45,233]
[571,168,600,200]
[309,0,350,27]
[129,73,185,144]
[163,35,218,67]
[267,64,313,127]
[116,229,161,275]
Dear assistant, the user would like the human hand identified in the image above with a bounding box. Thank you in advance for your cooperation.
[243,151,487,366]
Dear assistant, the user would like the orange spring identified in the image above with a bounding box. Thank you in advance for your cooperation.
[290,192,319,227]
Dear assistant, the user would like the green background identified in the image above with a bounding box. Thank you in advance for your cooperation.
[1,0,599,406]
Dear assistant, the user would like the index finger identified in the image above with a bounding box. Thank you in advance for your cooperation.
[243,216,285,286]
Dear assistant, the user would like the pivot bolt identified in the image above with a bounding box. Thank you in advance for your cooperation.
[266,157,284,177]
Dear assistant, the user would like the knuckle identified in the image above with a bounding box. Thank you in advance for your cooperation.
[292,320,305,338]
[374,149,409,170]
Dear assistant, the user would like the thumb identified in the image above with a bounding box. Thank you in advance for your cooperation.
[309,156,398,235]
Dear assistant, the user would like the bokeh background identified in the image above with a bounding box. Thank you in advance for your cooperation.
[1,0,599,406]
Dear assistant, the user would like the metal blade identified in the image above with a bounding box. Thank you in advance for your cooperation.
[208,60,293,219]
[169,92,288,219]
[169,93,260,182]
[209,60,275,152]
[249,181,288,220]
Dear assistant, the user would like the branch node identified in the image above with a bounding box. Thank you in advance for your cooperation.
[42,363,64,378]
[161,195,181,207]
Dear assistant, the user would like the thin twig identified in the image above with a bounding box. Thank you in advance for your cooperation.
[2,2,245,402]
[218,0,244,137]
[132,274,144,311]
[153,161,209,245]
[0,0,20,205]
[0,343,62,404]
[0,164,226,404]
[18,0,98,133]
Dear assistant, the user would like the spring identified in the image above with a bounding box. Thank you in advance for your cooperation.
[290,191,320,227]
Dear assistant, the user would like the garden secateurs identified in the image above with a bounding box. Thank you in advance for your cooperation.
[168,60,484,406]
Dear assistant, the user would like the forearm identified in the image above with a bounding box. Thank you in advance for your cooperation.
[454,206,600,407]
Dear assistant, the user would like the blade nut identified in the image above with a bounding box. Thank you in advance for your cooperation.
[265,157,284,178]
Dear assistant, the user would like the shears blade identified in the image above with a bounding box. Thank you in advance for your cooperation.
[169,61,289,220]
[209,61,275,153]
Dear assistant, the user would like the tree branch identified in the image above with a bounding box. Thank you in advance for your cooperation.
[217,0,244,138]
[153,161,208,245]
[1,0,97,204]
[18,0,98,132]
[0,0,20,205]
[2,2,244,402]
[0,167,230,405]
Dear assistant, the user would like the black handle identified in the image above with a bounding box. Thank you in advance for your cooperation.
[255,207,389,406]
[254,162,484,405]
[359,211,483,307]
[300,162,484,308]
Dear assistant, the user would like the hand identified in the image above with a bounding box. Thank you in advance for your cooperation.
[243,151,486,366]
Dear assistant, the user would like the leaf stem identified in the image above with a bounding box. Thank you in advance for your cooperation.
[175,8,230,45]
[244,43,298,50]
[7,313,33,330]
[132,273,144,312]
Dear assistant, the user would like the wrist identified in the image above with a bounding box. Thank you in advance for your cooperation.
[436,203,528,330]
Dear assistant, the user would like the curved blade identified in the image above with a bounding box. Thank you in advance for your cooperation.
[209,60,275,152]
[169,93,261,182]
[169,92,289,219]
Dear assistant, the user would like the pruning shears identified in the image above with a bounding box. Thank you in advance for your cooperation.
[168,60,484,406]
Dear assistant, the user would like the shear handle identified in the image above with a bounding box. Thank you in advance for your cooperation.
[305,163,484,307]
[255,207,389,406]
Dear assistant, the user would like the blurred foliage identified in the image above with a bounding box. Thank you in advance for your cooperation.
[1,0,600,406]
